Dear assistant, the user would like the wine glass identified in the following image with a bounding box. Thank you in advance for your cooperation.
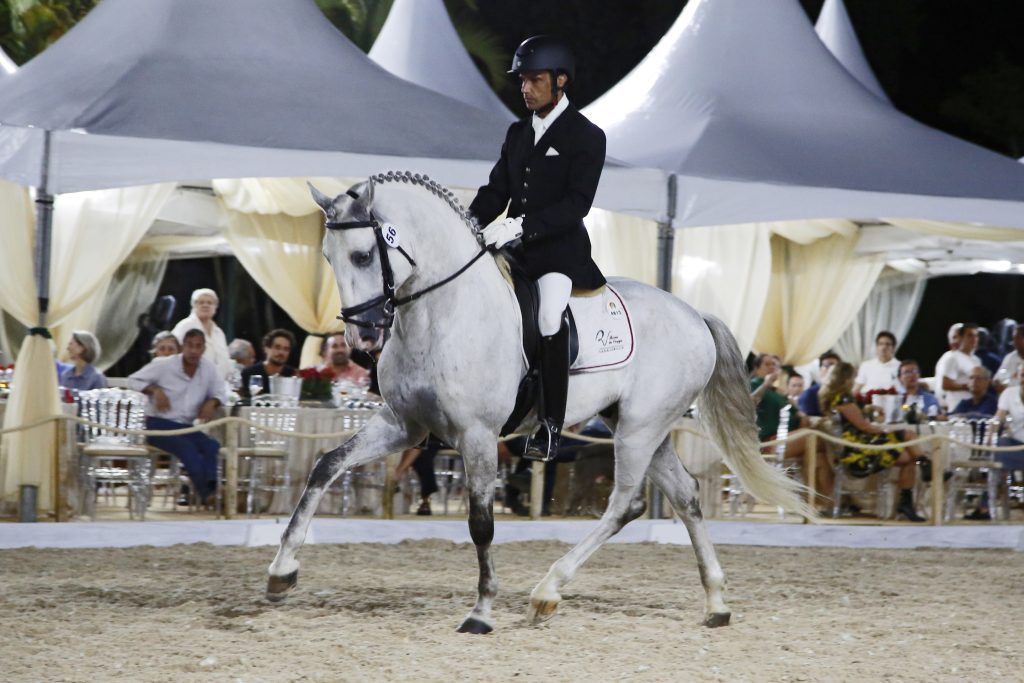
[248,377,264,400]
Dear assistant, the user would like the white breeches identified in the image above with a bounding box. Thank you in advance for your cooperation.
[537,273,572,336]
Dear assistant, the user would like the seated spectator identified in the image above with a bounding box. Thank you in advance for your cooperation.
[59,330,108,391]
[785,373,805,406]
[951,366,998,418]
[819,362,925,521]
[975,327,1002,376]
[150,331,180,358]
[994,323,1024,393]
[897,359,941,418]
[240,329,297,399]
[318,333,370,386]
[965,364,1024,520]
[933,323,963,409]
[394,435,442,515]
[798,351,840,417]
[750,354,801,441]
[171,288,232,379]
[938,322,981,413]
[853,331,900,396]
[228,338,256,370]
[127,328,226,507]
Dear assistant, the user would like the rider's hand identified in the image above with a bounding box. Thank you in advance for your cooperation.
[480,216,523,249]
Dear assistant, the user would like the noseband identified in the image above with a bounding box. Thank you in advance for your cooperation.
[326,188,488,329]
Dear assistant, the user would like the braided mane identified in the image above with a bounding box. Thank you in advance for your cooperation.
[368,170,480,232]
[367,170,511,284]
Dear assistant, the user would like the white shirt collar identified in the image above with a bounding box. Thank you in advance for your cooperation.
[532,95,569,145]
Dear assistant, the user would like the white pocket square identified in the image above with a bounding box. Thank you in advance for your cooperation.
[545,147,559,156]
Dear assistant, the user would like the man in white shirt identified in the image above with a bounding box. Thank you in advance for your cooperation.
[994,323,1024,392]
[939,322,982,413]
[853,331,900,395]
[933,322,963,410]
[128,328,227,506]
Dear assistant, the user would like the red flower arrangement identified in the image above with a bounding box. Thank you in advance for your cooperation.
[857,386,899,408]
[298,367,336,401]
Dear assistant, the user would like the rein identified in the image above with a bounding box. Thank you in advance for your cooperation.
[326,186,488,329]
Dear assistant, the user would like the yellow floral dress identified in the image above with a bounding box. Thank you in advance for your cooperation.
[830,393,901,478]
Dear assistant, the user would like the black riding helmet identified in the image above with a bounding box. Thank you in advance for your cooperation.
[508,35,575,95]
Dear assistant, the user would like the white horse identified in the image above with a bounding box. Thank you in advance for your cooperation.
[266,171,812,633]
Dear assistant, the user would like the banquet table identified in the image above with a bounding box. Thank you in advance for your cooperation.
[234,404,384,515]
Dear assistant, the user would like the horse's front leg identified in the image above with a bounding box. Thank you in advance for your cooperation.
[453,427,499,634]
[266,408,425,600]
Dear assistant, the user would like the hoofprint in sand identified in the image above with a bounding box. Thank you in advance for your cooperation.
[0,541,1018,682]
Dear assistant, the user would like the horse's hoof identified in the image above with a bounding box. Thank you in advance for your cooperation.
[703,612,731,628]
[527,598,560,625]
[266,570,298,602]
[456,617,494,634]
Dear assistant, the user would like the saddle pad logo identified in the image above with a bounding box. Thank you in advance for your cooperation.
[569,285,635,373]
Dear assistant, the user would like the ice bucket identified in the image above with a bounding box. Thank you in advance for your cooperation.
[871,394,903,423]
[270,375,302,400]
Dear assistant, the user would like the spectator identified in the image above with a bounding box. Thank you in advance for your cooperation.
[785,373,805,405]
[228,338,256,369]
[977,365,1024,520]
[938,322,982,413]
[897,360,941,418]
[975,327,1002,375]
[819,362,925,522]
[951,366,998,418]
[318,333,370,386]
[171,288,232,380]
[994,323,1024,393]
[60,330,108,391]
[798,351,840,417]
[128,328,226,508]
[853,331,900,396]
[933,323,964,410]
[240,329,297,399]
[150,331,180,358]
[750,354,800,440]
[394,436,442,516]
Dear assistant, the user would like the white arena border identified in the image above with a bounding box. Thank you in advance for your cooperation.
[1,518,1022,551]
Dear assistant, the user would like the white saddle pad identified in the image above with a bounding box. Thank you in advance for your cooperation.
[569,284,635,373]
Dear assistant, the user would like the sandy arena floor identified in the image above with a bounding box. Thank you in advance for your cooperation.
[1,540,1020,682]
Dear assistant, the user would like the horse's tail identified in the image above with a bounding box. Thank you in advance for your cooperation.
[698,313,817,520]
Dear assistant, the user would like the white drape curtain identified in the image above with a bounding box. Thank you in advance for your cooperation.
[885,218,1024,242]
[224,210,345,368]
[92,251,170,370]
[754,233,885,365]
[0,181,174,514]
[833,267,928,366]
[672,223,773,355]
[584,209,658,286]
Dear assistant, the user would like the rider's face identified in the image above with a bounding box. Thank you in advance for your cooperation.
[520,70,566,113]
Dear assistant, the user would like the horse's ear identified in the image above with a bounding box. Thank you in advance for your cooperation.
[308,182,336,216]
[350,179,374,216]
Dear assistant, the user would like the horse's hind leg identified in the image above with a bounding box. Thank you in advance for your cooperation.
[453,427,499,634]
[266,409,424,601]
[647,436,730,627]
[526,430,654,625]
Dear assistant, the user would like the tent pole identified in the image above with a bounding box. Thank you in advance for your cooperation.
[650,174,678,520]
[34,130,54,327]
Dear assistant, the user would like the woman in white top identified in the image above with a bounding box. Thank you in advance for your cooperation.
[171,288,232,380]
[969,365,1024,519]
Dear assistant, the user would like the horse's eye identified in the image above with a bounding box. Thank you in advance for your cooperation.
[350,248,374,268]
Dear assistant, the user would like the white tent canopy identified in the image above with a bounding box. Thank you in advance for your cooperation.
[815,0,890,103]
[584,0,1024,228]
[369,0,514,121]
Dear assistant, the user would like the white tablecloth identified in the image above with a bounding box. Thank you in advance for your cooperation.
[235,406,382,515]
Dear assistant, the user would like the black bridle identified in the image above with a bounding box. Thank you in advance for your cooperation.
[326,190,489,329]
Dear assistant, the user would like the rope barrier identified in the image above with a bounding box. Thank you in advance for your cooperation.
[1,413,1019,453]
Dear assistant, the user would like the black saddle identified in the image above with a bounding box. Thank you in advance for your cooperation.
[499,257,578,436]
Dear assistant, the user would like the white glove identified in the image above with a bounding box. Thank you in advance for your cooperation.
[480,216,523,249]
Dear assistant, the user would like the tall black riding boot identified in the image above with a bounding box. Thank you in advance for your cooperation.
[523,318,570,462]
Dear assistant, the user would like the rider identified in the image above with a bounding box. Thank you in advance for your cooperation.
[469,35,607,461]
